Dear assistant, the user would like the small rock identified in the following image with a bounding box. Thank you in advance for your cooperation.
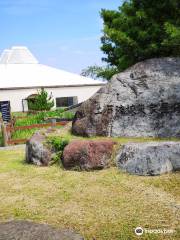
[62,140,115,170]
[116,141,180,176]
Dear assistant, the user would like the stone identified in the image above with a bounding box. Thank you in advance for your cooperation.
[62,140,115,170]
[116,141,180,176]
[26,131,52,166]
[72,58,180,137]
[0,221,84,240]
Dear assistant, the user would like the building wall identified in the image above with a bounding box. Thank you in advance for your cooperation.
[0,85,102,112]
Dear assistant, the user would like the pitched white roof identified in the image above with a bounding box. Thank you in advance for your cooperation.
[0,46,38,64]
[0,46,104,89]
[0,49,11,64]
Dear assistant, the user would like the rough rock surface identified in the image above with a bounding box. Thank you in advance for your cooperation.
[0,221,83,240]
[62,140,115,170]
[116,141,180,176]
[26,131,52,166]
[72,58,180,137]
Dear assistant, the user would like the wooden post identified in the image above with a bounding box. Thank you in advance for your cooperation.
[51,118,56,128]
[1,123,8,146]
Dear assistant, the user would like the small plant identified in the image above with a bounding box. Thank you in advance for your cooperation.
[28,88,54,111]
[51,152,62,165]
[49,136,69,152]
[48,136,69,165]
[11,128,39,140]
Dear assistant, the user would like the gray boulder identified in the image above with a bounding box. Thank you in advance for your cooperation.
[72,58,180,137]
[26,131,52,166]
[0,221,83,240]
[116,141,180,176]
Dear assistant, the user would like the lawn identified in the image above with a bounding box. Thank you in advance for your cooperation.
[0,145,179,239]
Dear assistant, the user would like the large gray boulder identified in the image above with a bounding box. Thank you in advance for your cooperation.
[72,58,180,137]
[0,221,83,240]
[116,141,180,176]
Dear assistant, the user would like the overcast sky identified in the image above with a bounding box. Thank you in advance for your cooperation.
[0,0,122,73]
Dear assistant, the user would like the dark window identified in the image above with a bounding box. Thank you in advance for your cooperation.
[56,96,78,108]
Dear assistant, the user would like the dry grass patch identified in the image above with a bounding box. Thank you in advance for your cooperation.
[0,147,179,240]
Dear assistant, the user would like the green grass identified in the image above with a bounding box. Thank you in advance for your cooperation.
[0,146,179,240]
[13,110,74,127]
[0,127,63,143]
[10,126,64,140]
[14,115,44,126]
[11,128,40,140]
[11,112,28,118]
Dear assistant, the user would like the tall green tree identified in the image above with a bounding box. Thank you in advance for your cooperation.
[101,0,180,73]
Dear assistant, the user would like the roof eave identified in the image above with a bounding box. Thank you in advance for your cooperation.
[0,83,105,90]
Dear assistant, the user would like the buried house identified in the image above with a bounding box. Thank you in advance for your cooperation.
[0,46,104,112]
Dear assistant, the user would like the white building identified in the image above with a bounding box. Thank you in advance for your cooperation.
[0,46,104,112]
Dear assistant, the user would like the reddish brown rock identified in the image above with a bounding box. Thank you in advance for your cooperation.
[62,140,115,170]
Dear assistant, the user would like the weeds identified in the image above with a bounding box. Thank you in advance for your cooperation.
[14,110,74,127]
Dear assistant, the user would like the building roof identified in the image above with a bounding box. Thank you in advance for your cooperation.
[0,46,39,64]
[0,46,104,89]
[0,49,12,64]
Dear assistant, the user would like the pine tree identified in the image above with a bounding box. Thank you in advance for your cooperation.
[28,88,54,111]
[101,0,180,72]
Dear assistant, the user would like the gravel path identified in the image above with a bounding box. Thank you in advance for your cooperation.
[0,144,25,151]
[0,221,84,240]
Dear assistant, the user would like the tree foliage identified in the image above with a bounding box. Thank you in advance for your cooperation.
[28,88,54,111]
[81,65,118,81]
[100,0,180,72]
[81,65,104,80]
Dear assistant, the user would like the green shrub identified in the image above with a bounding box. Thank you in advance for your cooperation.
[49,136,69,152]
[28,88,54,111]
[48,136,69,165]
[42,109,74,120]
